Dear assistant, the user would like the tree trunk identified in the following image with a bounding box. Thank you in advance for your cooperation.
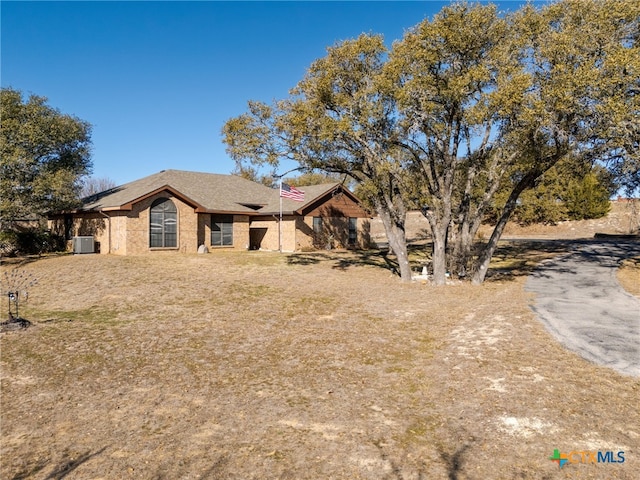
[431,223,448,285]
[451,221,471,278]
[451,204,488,279]
[425,200,452,286]
[390,227,412,282]
[377,204,412,282]
[471,205,512,285]
[472,171,538,284]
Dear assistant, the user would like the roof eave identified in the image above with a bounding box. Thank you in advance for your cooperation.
[196,208,260,216]
[297,185,362,216]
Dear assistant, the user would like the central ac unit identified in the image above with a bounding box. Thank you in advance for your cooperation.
[73,236,94,254]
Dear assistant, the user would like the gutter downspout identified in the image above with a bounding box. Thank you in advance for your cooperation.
[98,211,111,254]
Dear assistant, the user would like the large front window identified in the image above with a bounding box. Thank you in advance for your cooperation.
[150,198,177,248]
[211,215,233,246]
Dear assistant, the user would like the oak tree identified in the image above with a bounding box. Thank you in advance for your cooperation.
[1,88,92,227]
[471,0,639,283]
[223,35,415,282]
[388,0,638,284]
[223,0,638,284]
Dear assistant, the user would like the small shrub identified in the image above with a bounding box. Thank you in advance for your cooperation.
[0,228,65,256]
[564,173,611,220]
[0,230,20,256]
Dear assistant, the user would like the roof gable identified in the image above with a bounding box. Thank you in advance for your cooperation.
[255,183,364,215]
[80,170,275,213]
[78,170,365,216]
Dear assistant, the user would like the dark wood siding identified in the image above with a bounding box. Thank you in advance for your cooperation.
[304,192,369,218]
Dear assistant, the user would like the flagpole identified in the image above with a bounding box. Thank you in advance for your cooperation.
[274,166,303,253]
[279,177,283,253]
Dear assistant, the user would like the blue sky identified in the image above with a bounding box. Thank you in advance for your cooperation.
[2,1,531,186]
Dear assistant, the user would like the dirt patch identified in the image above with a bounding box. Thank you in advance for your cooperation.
[480,200,639,240]
[1,250,638,479]
[0,317,32,332]
[618,257,640,299]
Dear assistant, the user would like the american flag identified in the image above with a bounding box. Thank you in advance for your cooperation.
[280,183,305,202]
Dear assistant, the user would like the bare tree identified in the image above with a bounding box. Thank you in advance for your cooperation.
[80,176,117,199]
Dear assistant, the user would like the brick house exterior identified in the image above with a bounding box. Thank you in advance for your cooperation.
[49,170,371,254]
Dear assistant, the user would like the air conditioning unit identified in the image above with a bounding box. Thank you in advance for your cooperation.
[73,236,95,254]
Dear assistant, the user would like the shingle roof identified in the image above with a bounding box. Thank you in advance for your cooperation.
[81,170,277,213]
[258,182,342,215]
[79,170,343,215]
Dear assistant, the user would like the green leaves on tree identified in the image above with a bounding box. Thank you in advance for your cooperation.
[222,0,639,284]
[1,88,93,225]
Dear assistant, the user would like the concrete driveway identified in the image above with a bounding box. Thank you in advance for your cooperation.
[525,241,640,377]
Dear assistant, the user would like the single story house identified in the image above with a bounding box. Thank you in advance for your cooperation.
[48,169,372,254]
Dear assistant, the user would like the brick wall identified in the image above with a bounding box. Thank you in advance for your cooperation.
[203,214,251,251]
[298,215,372,250]
[50,188,373,255]
[248,216,295,251]
[124,193,199,254]
[54,200,254,255]
[233,215,250,250]
[48,213,110,254]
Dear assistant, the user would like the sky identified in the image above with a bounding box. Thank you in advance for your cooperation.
[2,1,533,187]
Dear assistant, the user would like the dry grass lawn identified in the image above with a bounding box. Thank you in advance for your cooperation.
[1,247,638,479]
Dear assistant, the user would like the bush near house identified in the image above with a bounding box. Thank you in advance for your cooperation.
[0,228,65,257]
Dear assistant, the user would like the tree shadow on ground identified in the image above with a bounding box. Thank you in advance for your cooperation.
[287,249,402,276]
[485,239,640,283]
[481,240,574,283]
[372,439,427,480]
[371,437,475,480]
[438,444,472,480]
[10,446,108,480]
[286,244,434,279]
[0,252,70,268]
[331,249,402,275]
[286,241,578,283]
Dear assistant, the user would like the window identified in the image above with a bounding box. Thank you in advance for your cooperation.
[212,215,233,246]
[348,217,357,246]
[150,198,177,248]
[313,217,323,234]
